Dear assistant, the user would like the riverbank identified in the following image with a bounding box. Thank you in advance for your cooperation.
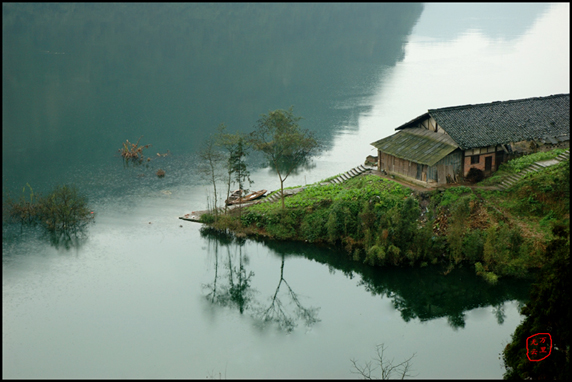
[198,148,569,284]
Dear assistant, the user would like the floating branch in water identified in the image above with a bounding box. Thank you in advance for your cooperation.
[119,136,152,163]
[156,149,171,157]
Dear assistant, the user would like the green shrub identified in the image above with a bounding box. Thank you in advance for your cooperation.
[503,257,528,278]
[462,229,485,263]
[358,200,376,233]
[439,186,472,207]
[240,212,261,227]
[362,227,374,249]
[509,160,570,218]
[475,262,499,285]
[200,212,216,224]
[482,223,525,277]
[385,244,401,266]
[325,211,338,244]
[412,219,434,262]
[300,210,328,242]
[352,248,362,262]
[365,244,385,266]
[265,210,297,240]
[395,197,419,254]
[447,197,471,263]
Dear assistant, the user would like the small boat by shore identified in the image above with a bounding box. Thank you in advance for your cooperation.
[225,189,267,205]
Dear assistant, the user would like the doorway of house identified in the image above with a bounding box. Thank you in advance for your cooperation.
[495,150,504,171]
[485,156,493,174]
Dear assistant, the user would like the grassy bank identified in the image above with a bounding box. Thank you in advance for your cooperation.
[203,149,570,284]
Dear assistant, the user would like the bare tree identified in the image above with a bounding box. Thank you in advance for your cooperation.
[227,135,253,219]
[350,343,417,379]
[213,124,254,215]
[198,134,225,218]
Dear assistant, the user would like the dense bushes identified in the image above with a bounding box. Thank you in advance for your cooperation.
[462,229,485,263]
[239,176,443,268]
[502,223,570,379]
[207,154,568,284]
[237,177,531,280]
[510,160,569,217]
[446,196,470,264]
[482,223,527,279]
[300,209,329,242]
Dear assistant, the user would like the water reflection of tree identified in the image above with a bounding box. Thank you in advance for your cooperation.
[492,302,506,325]
[359,266,529,330]
[257,238,531,331]
[43,224,89,250]
[200,230,530,332]
[202,229,255,314]
[200,227,320,332]
[256,253,320,332]
[3,220,90,252]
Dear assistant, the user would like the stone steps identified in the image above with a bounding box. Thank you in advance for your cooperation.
[328,164,367,185]
[498,149,569,190]
[254,164,369,205]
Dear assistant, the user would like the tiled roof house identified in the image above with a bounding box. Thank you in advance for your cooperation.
[370,93,570,186]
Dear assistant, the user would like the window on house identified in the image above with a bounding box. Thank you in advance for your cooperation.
[471,155,480,164]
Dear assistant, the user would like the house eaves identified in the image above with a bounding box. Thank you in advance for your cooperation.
[394,112,430,131]
[371,128,459,166]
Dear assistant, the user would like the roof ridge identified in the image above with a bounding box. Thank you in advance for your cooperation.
[403,127,459,146]
[428,93,569,113]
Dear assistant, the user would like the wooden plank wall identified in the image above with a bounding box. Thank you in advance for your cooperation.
[434,150,463,184]
[380,150,463,184]
[380,153,418,179]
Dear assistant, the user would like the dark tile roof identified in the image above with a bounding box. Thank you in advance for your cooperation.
[396,94,570,150]
[371,128,458,166]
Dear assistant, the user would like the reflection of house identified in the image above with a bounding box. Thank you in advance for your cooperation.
[371,94,570,186]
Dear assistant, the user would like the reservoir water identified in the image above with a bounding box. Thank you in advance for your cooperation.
[2,3,569,378]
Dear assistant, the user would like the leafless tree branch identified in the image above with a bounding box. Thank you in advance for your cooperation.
[351,343,417,379]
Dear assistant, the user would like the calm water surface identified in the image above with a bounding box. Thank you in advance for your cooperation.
[2,3,569,378]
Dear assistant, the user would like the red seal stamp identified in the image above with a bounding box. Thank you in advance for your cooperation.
[526,333,552,362]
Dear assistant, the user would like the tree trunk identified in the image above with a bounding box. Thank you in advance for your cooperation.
[209,158,218,218]
[225,169,232,215]
[280,178,285,209]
